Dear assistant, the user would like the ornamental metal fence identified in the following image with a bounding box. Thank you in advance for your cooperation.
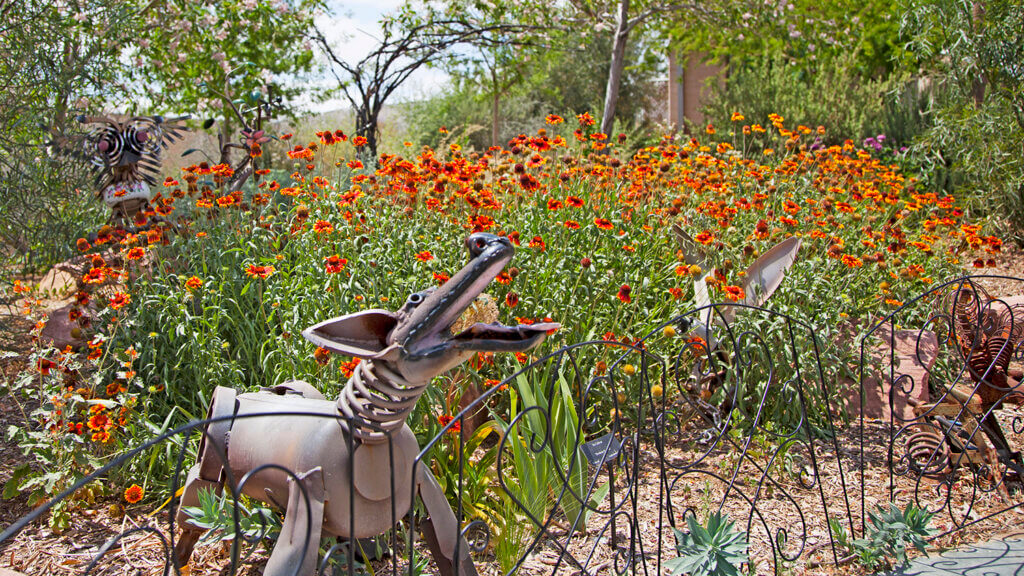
[2,275,1023,575]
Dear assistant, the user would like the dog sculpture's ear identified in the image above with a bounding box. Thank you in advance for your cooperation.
[719,236,801,325]
[302,310,401,361]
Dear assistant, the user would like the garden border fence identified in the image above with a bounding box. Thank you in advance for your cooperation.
[3,275,1024,575]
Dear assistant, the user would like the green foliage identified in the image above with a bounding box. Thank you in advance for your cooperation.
[830,503,936,570]
[701,53,927,147]
[0,0,124,272]
[495,369,609,538]
[665,512,749,576]
[900,0,1024,233]
[182,488,281,544]
[128,0,324,131]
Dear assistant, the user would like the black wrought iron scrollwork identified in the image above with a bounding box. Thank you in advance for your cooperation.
[5,277,1024,574]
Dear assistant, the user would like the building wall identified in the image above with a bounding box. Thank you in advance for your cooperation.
[667,52,726,130]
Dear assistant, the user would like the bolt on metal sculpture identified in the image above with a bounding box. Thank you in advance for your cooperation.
[907,283,1024,480]
[69,114,189,224]
[672,224,801,409]
[175,233,558,576]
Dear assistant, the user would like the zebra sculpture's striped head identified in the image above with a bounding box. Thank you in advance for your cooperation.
[75,115,188,214]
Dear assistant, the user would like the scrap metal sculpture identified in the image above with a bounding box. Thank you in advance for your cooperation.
[907,283,1024,479]
[67,114,189,224]
[174,233,558,576]
[672,224,802,408]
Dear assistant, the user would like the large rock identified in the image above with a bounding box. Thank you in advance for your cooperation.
[36,266,77,298]
[843,323,937,422]
[38,303,92,352]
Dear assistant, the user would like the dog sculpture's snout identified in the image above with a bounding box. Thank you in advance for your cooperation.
[466,233,510,259]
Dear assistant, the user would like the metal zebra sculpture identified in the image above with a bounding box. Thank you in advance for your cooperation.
[59,114,188,224]
[175,233,558,576]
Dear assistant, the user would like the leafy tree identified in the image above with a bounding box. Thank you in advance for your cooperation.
[314,2,532,161]
[901,0,1024,231]
[0,0,134,271]
[127,0,324,164]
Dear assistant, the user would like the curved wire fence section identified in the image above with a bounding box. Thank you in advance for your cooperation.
[2,277,1024,575]
[855,275,1024,543]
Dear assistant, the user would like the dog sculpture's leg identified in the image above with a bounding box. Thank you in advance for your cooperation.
[418,468,478,576]
[264,467,326,576]
[174,464,221,567]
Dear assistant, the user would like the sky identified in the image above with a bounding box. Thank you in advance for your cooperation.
[308,0,450,113]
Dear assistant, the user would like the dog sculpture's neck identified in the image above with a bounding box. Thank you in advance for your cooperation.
[336,358,426,443]
[303,233,560,444]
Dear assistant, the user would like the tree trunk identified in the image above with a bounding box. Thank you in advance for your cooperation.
[970,1,986,107]
[600,0,631,137]
[491,68,500,148]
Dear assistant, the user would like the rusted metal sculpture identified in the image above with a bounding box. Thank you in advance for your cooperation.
[174,233,558,576]
[63,115,189,223]
[672,224,802,404]
[908,283,1024,479]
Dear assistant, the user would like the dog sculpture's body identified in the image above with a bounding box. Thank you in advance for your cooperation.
[175,233,557,576]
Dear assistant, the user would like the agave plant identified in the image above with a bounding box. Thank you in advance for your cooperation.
[665,511,748,576]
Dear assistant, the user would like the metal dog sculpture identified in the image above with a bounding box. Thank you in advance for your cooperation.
[175,233,558,576]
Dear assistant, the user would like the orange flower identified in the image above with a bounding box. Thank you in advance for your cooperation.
[324,255,348,274]
[313,220,334,234]
[545,114,564,125]
[496,272,512,284]
[594,218,613,230]
[438,414,461,434]
[109,292,131,310]
[617,284,632,303]
[576,112,595,126]
[723,285,745,302]
[314,346,332,366]
[841,255,863,268]
[566,196,584,208]
[245,265,275,279]
[432,272,450,285]
[564,220,581,229]
[216,195,235,207]
[340,357,361,378]
[87,412,109,431]
[76,238,91,252]
[125,247,145,260]
[184,276,203,291]
[352,135,368,147]
[505,292,519,308]
[415,251,434,262]
[546,199,563,210]
[124,484,144,504]
[37,358,55,375]
[694,231,715,245]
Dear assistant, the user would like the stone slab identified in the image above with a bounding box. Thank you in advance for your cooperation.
[882,537,1024,575]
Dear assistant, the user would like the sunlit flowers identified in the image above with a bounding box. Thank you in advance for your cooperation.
[245,265,275,279]
[184,276,203,291]
[594,218,613,230]
[617,284,632,303]
[545,114,564,125]
[123,484,144,504]
[125,247,145,260]
[324,255,347,274]
[109,292,131,310]
[723,285,745,302]
[415,250,434,262]
[313,220,334,234]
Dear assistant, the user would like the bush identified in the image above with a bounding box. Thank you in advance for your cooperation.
[701,53,929,148]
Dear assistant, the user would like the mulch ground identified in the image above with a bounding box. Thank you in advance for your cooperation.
[3,247,1024,576]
